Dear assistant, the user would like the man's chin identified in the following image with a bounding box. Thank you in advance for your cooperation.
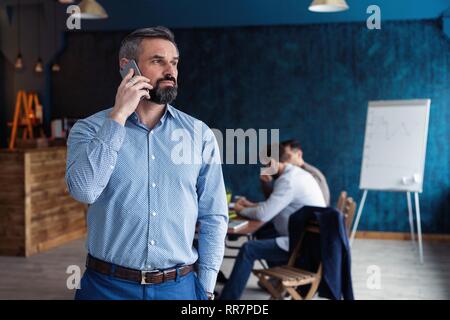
[147,88,177,105]
[147,97,176,105]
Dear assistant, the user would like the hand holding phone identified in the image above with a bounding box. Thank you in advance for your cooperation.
[120,59,142,79]
[109,60,153,126]
[120,59,151,101]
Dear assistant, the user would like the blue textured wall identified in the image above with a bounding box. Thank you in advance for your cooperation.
[52,19,450,233]
[173,20,450,233]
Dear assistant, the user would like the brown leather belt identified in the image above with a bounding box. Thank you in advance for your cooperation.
[86,254,194,285]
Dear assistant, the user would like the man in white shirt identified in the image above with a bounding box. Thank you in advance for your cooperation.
[260,139,330,206]
[219,143,326,300]
[255,139,330,240]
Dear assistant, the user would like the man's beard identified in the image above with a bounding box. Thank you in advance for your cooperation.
[148,76,178,105]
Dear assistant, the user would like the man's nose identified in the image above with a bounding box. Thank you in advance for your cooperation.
[163,64,176,78]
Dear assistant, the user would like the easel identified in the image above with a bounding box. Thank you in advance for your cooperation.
[350,189,424,264]
[351,99,430,265]
[8,90,45,150]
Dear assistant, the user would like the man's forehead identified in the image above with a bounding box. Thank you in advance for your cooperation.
[140,38,178,58]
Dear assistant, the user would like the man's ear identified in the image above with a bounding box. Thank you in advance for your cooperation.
[119,58,129,69]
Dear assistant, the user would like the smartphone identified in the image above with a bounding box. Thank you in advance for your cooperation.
[120,59,142,78]
[120,59,150,99]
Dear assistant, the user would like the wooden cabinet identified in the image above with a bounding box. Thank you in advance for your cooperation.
[0,147,87,256]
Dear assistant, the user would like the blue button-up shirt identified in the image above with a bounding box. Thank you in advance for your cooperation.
[65,105,228,292]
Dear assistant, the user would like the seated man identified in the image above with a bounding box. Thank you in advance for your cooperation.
[219,143,326,300]
[261,139,330,205]
[256,139,330,240]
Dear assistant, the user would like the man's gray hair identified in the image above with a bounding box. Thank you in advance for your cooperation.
[119,26,178,62]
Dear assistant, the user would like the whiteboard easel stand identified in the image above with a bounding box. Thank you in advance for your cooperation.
[350,189,424,264]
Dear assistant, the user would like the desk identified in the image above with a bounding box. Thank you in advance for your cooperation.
[227,219,265,237]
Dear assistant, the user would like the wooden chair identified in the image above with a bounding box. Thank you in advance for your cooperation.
[342,195,357,237]
[252,192,356,300]
[336,191,347,211]
[336,191,356,236]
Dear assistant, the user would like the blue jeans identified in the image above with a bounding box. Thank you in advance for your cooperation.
[74,268,208,300]
[254,221,278,240]
[220,239,289,300]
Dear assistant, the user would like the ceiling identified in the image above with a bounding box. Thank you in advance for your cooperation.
[72,0,450,30]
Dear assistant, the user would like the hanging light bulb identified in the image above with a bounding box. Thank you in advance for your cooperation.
[15,53,23,70]
[51,63,61,72]
[52,1,61,72]
[308,0,349,13]
[35,2,44,74]
[35,57,44,73]
[78,0,108,19]
[15,0,23,70]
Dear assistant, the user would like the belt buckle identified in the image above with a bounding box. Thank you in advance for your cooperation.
[141,270,160,285]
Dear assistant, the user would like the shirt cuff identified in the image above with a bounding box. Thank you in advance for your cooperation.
[96,118,126,151]
[198,267,218,293]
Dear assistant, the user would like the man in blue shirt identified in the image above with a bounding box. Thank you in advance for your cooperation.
[66,26,228,300]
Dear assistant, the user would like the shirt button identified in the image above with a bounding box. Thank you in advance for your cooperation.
[151,155,155,160]
[152,183,156,188]
[151,211,157,216]
[150,131,154,135]
[150,240,155,246]
[110,165,114,169]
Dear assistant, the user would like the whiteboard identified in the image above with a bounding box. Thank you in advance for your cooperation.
[359,99,430,192]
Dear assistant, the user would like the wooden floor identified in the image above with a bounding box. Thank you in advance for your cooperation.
[0,237,449,299]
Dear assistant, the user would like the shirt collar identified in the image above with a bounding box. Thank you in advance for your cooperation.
[283,163,294,175]
[166,104,176,118]
[158,104,176,125]
[128,104,176,126]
